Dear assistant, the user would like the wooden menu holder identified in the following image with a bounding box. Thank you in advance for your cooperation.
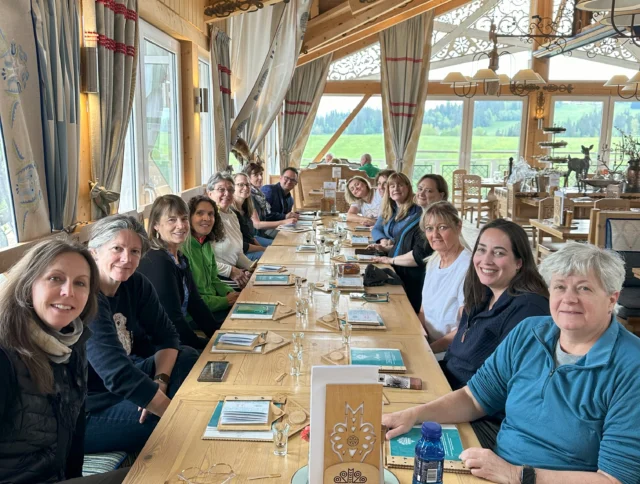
[323,384,383,484]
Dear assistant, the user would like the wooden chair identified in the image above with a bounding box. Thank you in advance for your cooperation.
[462,175,496,228]
[180,185,206,204]
[452,169,466,211]
[592,210,640,335]
[593,198,630,211]
[533,197,565,263]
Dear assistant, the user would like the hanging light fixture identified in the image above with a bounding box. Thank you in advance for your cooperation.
[576,0,640,45]
[604,69,640,99]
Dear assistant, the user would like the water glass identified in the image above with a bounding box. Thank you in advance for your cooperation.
[292,332,305,354]
[304,231,313,244]
[288,352,302,377]
[331,288,341,312]
[315,239,325,256]
[273,422,291,456]
[294,276,303,294]
[337,264,345,279]
[308,283,315,307]
[341,322,352,346]
[296,297,309,319]
[330,263,339,281]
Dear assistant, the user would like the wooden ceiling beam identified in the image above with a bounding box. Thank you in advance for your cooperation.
[298,0,469,66]
[204,0,285,22]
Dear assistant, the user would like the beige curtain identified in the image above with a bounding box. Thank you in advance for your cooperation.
[83,0,138,219]
[230,0,311,155]
[379,12,434,176]
[210,27,231,173]
[0,0,51,241]
[279,55,332,170]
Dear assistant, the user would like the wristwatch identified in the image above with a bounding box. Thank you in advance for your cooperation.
[521,465,536,484]
[153,373,170,385]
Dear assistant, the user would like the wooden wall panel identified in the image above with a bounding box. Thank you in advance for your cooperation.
[157,0,207,34]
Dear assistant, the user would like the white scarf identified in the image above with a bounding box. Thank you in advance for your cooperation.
[29,318,83,364]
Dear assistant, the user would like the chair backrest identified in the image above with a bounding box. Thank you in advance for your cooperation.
[537,197,554,220]
[298,164,365,209]
[594,198,630,211]
[595,210,640,287]
[452,169,467,192]
[180,185,206,203]
[462,174,481,198]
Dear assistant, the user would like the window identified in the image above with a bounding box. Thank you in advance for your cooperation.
[118,116,138,213]
[415,99,464,184]
[609,101,640,170]
[303,95,383,166]
[551,99,605,184]
[199,59,213,184]
[468,99,525,178]
[0,133,17,248]
[135,20,182,205]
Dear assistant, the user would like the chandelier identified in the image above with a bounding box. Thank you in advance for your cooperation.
[576,0,640,46]
[441,24,575,98]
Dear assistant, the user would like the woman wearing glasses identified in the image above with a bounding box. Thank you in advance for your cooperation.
[206,173,252,289]
[243,162,292,239]
[232,172,271,261]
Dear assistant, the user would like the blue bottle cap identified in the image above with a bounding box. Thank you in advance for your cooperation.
[421,421,442,439]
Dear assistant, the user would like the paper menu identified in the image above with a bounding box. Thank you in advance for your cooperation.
[218,333,258,346]
[347,309,381,324]
[219,400,270,425]
[257,265,283,272]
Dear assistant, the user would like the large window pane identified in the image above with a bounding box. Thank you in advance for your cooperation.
[414,100,463,184]
[609,101,640,170]
[118,118,137,213]
[470,100,523,178]
[551,100,604,185]
[143,39,180,200]
[0,134,17,248]
[303,95,383,166]
[199,60,213,184]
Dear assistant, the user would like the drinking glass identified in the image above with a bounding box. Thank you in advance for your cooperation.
[330,263,339,281]
[337,264,345,279]
[315,238,325,256]
[331,288,341,312]
[288,352,302,377]
[296,297,309,319]
[273,422,291,456]
[341,322,352,346]
[308,283,315,307]
[304,231,313,244]
[294,276,303,294]
[292,332,305,354]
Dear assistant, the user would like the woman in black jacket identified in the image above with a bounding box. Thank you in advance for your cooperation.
[0,238,124,483]
[137,195,222,350]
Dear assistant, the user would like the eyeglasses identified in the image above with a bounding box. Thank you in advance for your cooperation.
[282,175,298,184]
[213,188,235,195]
[235,183,250,188]
[177,463,235,483]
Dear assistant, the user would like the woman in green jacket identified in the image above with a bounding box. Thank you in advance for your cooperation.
[182,195,240,321]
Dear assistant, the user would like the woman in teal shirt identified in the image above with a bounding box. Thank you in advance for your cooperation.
[383,243,640,484]
[182,196,239,321]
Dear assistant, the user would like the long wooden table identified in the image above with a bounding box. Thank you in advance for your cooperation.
[123,216,484,484]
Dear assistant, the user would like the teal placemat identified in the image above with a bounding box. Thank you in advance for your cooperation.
[389,425,463,461]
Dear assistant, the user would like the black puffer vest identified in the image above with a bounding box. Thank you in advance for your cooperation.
[0,329,90,484]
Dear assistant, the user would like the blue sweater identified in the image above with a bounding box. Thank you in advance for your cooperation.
[468,316,640,484]
[371,204,422,244]
[86,272,181,413]
[261,183,293,221]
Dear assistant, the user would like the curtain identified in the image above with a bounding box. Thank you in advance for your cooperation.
[32,0,81,230]
[0,0,51,242]
[83,0,138,219]
[231,0,311,155]
[279,54,332,170]
[210,27,231,173]
[379,12,434,175]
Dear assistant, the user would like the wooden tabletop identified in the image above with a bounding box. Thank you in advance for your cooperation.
[528,218,590,240]
[480,179,505,189]
[123,217,485,484]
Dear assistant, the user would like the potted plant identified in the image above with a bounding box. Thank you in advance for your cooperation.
[613,128,640,193]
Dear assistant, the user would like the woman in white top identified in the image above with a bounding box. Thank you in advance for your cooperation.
[345,176,383,225]
[419,201,471,353]
[206,172,252,289]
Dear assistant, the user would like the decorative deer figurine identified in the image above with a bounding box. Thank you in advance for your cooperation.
[565,144,592,191]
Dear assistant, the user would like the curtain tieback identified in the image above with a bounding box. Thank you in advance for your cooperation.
[89,180,120,217]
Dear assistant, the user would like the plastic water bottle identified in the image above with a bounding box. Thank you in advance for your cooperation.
[412,422,444,484]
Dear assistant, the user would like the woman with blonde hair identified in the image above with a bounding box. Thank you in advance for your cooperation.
[370,172,424,310]
[232,172,270,261]
[345,175,383,225]
[0,239,105,483]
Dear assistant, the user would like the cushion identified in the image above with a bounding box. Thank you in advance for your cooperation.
[82,451,127,476]
[618,251,640,288]
[617,287,640,310]
[606,219,640,251]
[617,305,640,320]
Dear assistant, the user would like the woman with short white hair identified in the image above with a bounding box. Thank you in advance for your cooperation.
[383,243,640,484]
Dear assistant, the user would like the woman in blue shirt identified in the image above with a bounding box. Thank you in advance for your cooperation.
[383,243,640,484]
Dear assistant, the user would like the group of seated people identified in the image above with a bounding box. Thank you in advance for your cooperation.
[320,152,380,177]
[0,162,639,484]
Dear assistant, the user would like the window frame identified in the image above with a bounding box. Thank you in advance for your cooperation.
[198,50,214,185]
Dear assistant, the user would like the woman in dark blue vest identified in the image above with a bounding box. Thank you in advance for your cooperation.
[0,239,126,483]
